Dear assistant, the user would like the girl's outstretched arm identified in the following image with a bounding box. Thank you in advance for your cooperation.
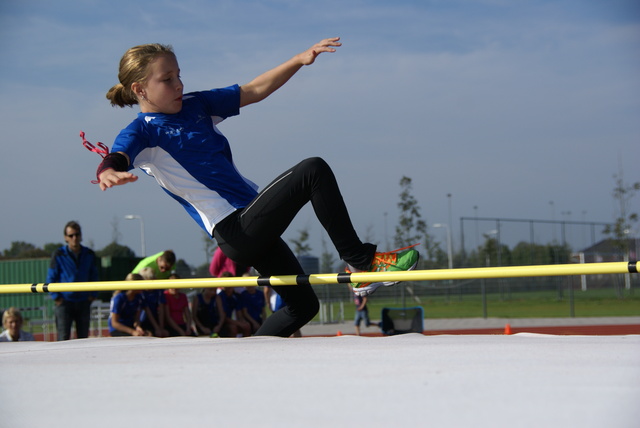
[239,37,341,107]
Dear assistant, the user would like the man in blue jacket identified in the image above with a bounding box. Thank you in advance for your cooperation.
[47,221,99,340]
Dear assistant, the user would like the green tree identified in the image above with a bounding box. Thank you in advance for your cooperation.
[110,216,122,244]
[43,242,63,255]
[97,242,136,258]
[3,241,32,257]
[603,172,639,257]
[511,242,553,266]
[320,235,338,273]
[290,228,312,256]
[2,241,48,259]
[362,223,375,244]
[394,176,435,264]
[173,259,193,278]
[480,235,512,267]
[202,231,217,265]
[431,245,449,268]
[547,242,572,264]
[193,262,212,278]
[16,247,50,258]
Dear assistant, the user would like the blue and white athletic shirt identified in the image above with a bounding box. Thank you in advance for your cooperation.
[112,85,259,236]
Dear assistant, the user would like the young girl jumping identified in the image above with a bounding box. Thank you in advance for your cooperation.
[91,37,418,337]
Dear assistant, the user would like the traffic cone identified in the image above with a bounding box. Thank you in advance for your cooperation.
[336,330,343,336]
[504,324,512,335]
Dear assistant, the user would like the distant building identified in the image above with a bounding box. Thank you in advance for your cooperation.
[575,238,638,263]
[572,238,638,290]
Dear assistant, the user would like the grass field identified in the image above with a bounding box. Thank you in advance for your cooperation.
[331,289,640,322]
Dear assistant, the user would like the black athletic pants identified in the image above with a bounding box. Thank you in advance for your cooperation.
[214,157,375,337]
[55,299,92,340]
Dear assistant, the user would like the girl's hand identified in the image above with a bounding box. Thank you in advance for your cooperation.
[98,168,138,191]
[298,37,341,66]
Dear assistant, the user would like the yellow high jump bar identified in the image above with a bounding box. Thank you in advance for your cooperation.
[0,261,636,294]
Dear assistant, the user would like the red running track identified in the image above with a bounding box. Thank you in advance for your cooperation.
[32,324,639,341]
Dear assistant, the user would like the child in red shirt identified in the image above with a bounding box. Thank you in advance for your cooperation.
[164,287,194,336]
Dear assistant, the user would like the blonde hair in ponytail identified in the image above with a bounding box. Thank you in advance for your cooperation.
[106,43,175,108]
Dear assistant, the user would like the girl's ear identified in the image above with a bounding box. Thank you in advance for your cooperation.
[131,82,144,98]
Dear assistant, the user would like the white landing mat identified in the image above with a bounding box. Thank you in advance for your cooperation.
[1,334,639,428]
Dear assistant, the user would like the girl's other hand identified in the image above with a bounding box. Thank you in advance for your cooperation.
[98,169,138,191]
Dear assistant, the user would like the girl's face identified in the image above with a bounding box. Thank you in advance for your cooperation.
[4,316,21,336]
[137,53,183,114]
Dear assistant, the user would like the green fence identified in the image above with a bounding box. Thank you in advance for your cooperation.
[0,257,143,315]
[0,259,52,318]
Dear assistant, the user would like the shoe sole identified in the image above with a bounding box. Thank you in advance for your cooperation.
[354,254,420,295]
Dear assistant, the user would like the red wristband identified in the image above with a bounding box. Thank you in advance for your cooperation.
[95,153,129,183]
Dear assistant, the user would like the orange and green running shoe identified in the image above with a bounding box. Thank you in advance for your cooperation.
[347,245,420,296]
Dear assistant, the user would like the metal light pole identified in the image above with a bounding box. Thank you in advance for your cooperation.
[481,229,498,319]
[623,228,636,290]
[433,223,453,269]
[124,214,146,257]
[447,193,453,253]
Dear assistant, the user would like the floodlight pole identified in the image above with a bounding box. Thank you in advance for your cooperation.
[124,214,146,257]
[433,223,453,269]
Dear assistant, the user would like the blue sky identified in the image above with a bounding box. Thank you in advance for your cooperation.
[1,0,639,269]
